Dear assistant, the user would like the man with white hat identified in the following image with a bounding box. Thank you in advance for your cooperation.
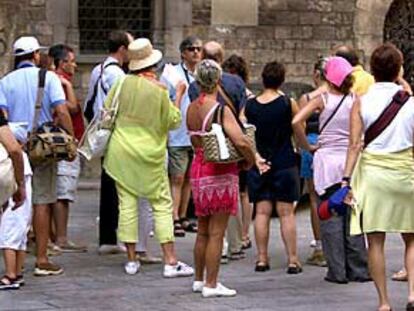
[0,35,73,276]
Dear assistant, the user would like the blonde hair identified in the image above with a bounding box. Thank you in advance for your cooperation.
[194,59,222,93]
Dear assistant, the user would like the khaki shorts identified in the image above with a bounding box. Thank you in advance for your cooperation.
[168,146,193,176]
[32,161,57,205]
[57,158,80,202]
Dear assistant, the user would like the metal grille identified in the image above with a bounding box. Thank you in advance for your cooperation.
[78,0,152,54]
[384,0,414,89]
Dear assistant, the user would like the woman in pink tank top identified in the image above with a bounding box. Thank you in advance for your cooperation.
[292,57,370,284]
[186,60,256,297]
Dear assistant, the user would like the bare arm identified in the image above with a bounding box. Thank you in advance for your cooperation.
[174,82,187,109]
[222,106,255,169]
[343,97,363,181]
[292,96,323,151]
[59,77,79,114]
[54,104,74,136]
[0,126,25,207]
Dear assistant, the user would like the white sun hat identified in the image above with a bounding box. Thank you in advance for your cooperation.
[13,36,46,56]
[128,38,163,71]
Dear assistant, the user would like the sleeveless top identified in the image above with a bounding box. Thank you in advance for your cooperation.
[245,95,296,170]
[313,92,354,195]
[304,93,319,134]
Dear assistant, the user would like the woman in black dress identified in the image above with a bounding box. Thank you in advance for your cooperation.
[245,61,303,273]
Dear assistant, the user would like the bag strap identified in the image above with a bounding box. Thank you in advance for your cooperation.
[218,84,237,115]
[364,90,411,148]
[84,62,122,122]
[32,68,47,132]
[201,102,220,132]
[319,93,347,134]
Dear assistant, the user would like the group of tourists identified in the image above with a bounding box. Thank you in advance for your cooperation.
[0,29,414,310]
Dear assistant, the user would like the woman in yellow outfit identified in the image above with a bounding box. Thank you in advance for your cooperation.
[104,38,194,278]
[343,43,414,311]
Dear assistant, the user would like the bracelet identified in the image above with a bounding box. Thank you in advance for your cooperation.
[342,176,351,183]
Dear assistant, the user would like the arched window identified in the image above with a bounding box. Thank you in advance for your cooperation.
[78,0,153,54]
[384,0,414,88]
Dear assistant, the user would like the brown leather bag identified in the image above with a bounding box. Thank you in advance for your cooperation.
[27,69,77,164]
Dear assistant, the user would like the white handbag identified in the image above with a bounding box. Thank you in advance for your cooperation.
[0,143,16,205]
[78,77,126,161]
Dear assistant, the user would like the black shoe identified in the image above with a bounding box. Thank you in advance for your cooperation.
[255,261,270,272]
[406,301,414,311]
[286,263,303,274]
[349,276,372,283]
[324,276,348,284]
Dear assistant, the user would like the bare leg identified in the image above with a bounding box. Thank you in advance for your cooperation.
[161,242,178,265]
[307,180,320,241]
[254,201,272,264]
[53,200,69,245]
[194,216,209,282]
[3,249,17,278]
[33,204,51,264]
[178,178,192,219]
[125,243,136,262]
[276,201,299,265]
[170,174,185,221]
[240,191,252,242]
[401,233,414,303]
[16,251,25,276]
[205,213,230,288]
[367,232,390,311]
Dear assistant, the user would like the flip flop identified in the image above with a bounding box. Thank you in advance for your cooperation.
[391,269,407,282]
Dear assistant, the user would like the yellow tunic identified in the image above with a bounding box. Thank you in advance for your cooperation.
[103,75,181,200]
[350,148,414,235]
[351,65,375,96]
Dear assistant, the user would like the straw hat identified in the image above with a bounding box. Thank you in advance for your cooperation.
[128,38,162,71]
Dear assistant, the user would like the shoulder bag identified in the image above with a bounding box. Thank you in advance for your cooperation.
[0,143,16,205]
[78,76,126,161]
[201,88,256,163]
[27,69,77,164]
[364,90,411,148]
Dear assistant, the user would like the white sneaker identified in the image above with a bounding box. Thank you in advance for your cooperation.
[98,244,126,255]
[163,261,194,278]
[192,281,204,292]
[202,283,237,298]
[124,261,140,275]
[309,239,317,248]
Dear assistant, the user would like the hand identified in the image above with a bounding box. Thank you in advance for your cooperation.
[12,183,26,210]
[58,76,72,87]
[343,189,354,206]
[308,144,319,154]
[239,160,253,171]
[255,154,271,175]
[176,81,187,96]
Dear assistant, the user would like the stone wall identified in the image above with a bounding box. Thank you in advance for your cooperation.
[189,0,359,87]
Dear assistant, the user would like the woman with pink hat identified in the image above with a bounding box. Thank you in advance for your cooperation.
[292,56,370,284]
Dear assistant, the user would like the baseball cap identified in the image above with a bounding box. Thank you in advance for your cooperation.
[325,56,353,87]
[13,36,46,56]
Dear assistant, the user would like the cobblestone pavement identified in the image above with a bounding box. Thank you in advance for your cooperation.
[0,187,409,311]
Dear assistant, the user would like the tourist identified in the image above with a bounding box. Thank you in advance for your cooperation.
[343,43,414,311]
[292,56,370,283]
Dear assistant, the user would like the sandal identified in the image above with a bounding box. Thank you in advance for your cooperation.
[174,220,185,237]
[0,275,19,290]
[255,261,270,272]
[241,237,252,250]
[229,250,246,260]
[391,269,408,282]
[287,263,303,274]
[180,218,198,233]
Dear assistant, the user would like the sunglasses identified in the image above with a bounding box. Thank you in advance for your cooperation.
[187,46,202,52]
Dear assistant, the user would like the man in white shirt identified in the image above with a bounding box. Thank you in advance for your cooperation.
[160,36,202,237]
[83,30,133,254]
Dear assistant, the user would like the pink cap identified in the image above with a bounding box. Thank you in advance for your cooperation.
[325,56,353,87]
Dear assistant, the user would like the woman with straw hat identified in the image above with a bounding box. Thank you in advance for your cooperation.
[104,38,194,278]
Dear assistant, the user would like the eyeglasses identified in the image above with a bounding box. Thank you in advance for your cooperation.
[187,46,202,52]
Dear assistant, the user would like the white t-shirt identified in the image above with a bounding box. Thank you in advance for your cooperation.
[361,82,414,152]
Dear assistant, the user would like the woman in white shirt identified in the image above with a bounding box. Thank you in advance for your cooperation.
[343,43,414,311]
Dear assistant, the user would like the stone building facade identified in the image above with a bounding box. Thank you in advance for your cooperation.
[0,0,409,91]
[0,0,410,176]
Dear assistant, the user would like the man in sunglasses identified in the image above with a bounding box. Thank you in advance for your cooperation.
[161,36,202,237]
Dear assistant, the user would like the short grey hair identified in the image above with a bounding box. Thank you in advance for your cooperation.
[194,59,222,93]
